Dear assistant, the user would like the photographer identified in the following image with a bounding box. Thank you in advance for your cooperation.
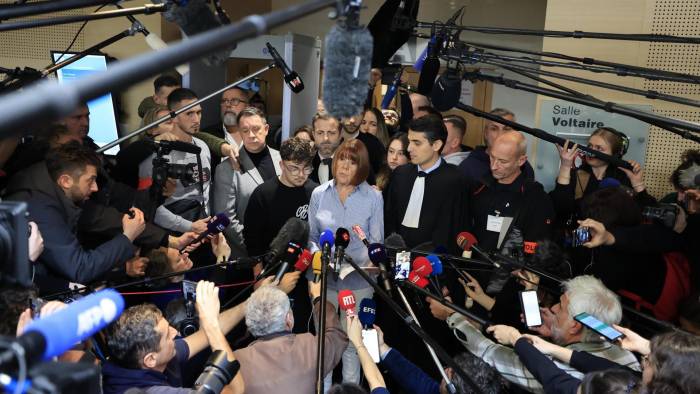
[139,88,212,235]
[103,280,246,394]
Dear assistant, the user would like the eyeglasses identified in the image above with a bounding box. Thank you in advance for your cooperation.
[284,162,313,175]
[221,98,248,106]
[240,125,265,135]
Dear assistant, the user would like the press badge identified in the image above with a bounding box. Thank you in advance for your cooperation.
[487,215,505,232]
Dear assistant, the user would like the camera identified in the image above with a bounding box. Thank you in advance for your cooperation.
[152,158,197,186]
[571,227,591,247]
[642,204,679,228]
[0,201,31,287]
[193,350,241,394]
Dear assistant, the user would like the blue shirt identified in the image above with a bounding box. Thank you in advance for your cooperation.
[308,180,384,290]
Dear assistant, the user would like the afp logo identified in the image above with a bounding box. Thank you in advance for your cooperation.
[361,305,376,315]
[77,298,119,336]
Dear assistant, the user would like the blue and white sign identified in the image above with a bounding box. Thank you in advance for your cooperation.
[534,99,652,191]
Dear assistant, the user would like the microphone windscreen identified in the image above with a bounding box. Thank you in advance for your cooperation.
[408,271,429,289]
[456,231,477,251]
[426,255,443,275]
[338,289,357,317]
[431,69,462,112]
[270,218,309,260]
[335,228,351,248]
[320,229,335,248]
[24,289,124,361]
[412,256,433,278]
[294,249,313,272]
[157,0,232,66]
[322,25,374,119]
[358,298,377,327]
[417,56,440,96]
[385,233,407,249]
[284,242,302,261]
[368,243,388,266]
[207,213,231,233]
[312,251,322,276]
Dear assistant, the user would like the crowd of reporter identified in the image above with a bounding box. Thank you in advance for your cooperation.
[0,71,698,394]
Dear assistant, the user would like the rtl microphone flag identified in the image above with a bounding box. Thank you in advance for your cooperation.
[294,249,313,272]
[338,289,357,317]
[358,298,377,329]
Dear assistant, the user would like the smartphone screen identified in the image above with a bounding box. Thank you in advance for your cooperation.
[520,290,542,327]
[394,251,411,280]
[182,280,197,301]
[574,312,625,342]
[362,329,381,363]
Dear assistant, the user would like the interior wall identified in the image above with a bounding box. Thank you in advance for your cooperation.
[538,0,700,198]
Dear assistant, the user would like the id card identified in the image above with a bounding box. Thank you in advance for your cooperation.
[487,215,504,232]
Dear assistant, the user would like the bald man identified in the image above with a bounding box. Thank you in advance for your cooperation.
[466,131,555,255]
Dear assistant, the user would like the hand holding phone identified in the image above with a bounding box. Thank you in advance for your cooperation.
[574,312,625,342]
[519,290,542,327]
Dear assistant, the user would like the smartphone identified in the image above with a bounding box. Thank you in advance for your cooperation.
[182,280,197,301]
[362,328,381,363]
[574,312,625,342]
[519,290,542,327]
[572,227,591,247]
[394,251,411,280]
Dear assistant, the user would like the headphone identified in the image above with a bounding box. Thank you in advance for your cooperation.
[596,127,629,158]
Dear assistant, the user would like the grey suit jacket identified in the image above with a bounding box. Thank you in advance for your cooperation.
[213,147,281,257]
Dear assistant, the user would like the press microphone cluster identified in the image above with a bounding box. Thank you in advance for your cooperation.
[264,218,310,266]
[456,231,502,268]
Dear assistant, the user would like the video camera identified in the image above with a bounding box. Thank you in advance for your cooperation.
[0,201,31,288]
[150,140,201,188]
[642,203,679,229]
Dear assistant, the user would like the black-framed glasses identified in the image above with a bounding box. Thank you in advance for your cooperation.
[284,161,313,175]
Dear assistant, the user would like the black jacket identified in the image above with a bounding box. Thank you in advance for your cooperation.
[4,162,135,293]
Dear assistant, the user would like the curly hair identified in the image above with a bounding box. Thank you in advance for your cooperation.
[280,136,316,165]
[106,303,163,368]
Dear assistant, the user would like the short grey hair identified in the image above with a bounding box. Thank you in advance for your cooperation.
[489,107,515,119]
[245,286,290,337]
[563,275,622,342]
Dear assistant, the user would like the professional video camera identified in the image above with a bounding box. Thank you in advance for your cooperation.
[150,140,200,189]
[0,201,31,288]
[193,350,241,394]
[642,203,679,228]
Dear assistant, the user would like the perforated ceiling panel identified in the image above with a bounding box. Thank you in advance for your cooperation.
[642,0,700,198]
[0,1,86,60]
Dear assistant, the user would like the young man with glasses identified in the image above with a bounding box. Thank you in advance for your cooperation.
[213,107,282,258]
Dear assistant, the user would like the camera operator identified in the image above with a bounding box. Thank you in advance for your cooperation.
[102,280,247,394]
[4,141,145,294]
[139,88,212,235]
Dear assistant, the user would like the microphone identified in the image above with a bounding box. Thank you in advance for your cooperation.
[368,243,394,293]
[408,270,429,289]
[157,0,233,66]
[322,8,374,119]
[122,12,190,76]
[412,256,433,278]
[416,34,440,97]
[266,42,304,94]
[152,139,203,155]
[358,298,377,329]
[351,225,371,247]
[333,228,351,273]
[431,68,462,112]
[385,233,407,250]
[456,231,502,268]
[426,254,444,295]
[0,289,124,367]
[272,242,302,284]
[179,213,230,253]
[294,249,313,273]
[319,229,335,263]
[338,289,357,317]
[265,218,310,265]
[380,67,403,110]
[312,251,323,282]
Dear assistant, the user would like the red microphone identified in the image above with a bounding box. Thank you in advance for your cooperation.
[456,231,501,268]
[294,249,313,272]
[408,271,429,289]
[411,256,433,278]
[338,290,357,317]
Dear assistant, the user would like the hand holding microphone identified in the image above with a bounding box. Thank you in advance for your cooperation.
[180,213,231,253]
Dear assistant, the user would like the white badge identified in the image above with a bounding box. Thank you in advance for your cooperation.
[487,215,505,233]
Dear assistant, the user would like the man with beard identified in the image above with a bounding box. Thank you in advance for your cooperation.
[310,112,342,184]
[139,88,212,234]
[428,275,640,394]
[4,141,146,294]
[201,87,250,168]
